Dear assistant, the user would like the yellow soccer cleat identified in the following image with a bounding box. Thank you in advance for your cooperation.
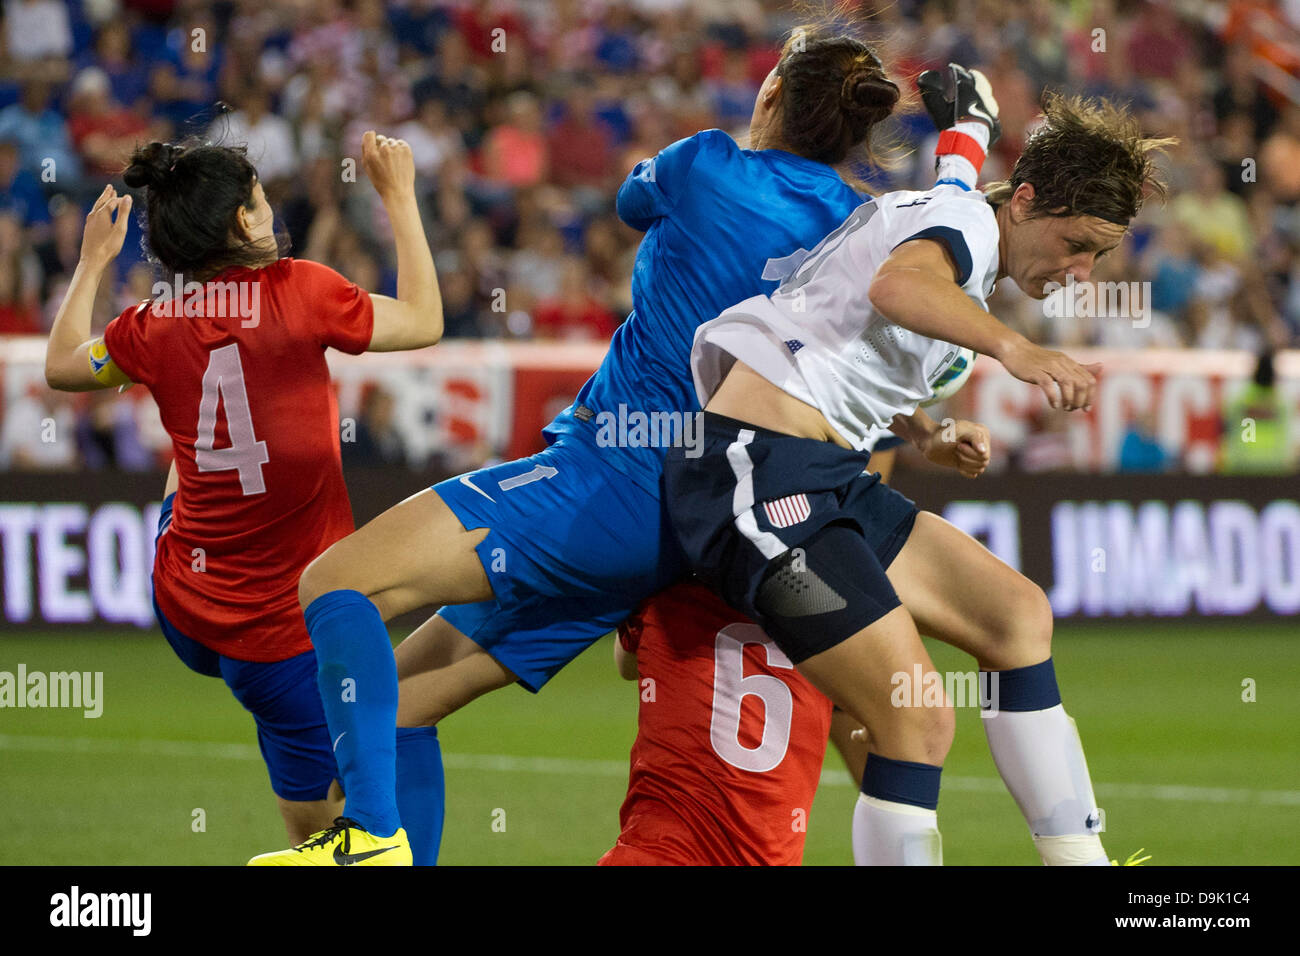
[1112,848,1152,866]
[248,817,412,866]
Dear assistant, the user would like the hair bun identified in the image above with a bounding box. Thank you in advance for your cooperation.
[123,141,182,190]
[840,69,900,125]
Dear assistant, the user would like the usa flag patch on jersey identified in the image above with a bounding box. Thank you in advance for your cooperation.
[762,493,811,529]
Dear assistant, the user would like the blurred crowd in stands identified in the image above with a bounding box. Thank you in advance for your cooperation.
[1,0,1297,473]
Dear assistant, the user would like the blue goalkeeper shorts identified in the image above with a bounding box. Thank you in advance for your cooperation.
[433,436,687,692]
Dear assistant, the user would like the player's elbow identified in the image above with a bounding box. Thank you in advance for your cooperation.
[614,184,652,233]
[369,299,443,351]
[867,271,906,321]
[614,183,635,223]
[421,304,444,347]
[406,296,443,348]
[44,363,69,391]
[44,355,80,392]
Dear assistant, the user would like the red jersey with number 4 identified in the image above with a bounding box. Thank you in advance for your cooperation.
[599,580,832,866]
[102,258,374,661]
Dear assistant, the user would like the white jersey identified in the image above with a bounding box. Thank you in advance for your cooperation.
[691,184,1000,451]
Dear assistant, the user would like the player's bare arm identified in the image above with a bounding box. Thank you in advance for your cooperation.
[868,237,1100,412]
[362,130,445,352]
[44,184,134,391]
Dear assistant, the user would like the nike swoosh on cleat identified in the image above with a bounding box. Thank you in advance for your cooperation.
[334,844,399,865]
[459,474,495,503]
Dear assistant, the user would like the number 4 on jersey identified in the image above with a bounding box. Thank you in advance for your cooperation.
[196,343,269,495]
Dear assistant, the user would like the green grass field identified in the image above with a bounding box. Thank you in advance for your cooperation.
[1,622,1296,865]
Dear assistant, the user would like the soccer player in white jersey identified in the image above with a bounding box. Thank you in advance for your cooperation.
[665,92,1174,865]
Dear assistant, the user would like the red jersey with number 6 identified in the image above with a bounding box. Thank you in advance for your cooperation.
[102,258,374,661]
[599,580,832,866]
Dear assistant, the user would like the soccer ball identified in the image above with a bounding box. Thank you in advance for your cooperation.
[922,347,977,406]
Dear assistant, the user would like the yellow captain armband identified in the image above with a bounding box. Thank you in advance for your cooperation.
[88,338,132,388]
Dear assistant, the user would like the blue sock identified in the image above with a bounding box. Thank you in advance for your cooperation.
[304,589,401,837]
[861,753,943,810]
[983,657,1062,712]
[396,726,445,866]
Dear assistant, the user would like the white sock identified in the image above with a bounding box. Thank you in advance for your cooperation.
[981,705,1109,865]
[852,794,943,866]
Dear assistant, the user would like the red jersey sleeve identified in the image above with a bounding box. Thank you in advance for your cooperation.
[101,301,154,387]
[284,259,375,354]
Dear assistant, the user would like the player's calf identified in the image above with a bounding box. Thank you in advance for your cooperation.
[981,657,1110,865]
[798,623,955,767]
[788,612,951,867]
[277,783,344,845]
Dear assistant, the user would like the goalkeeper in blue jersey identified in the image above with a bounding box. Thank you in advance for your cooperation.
[249,33,1003,864]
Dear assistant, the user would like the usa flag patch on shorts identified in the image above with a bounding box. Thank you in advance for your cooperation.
[763,493,811,529]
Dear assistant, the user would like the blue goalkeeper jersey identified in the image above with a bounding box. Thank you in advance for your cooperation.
[542,128,868,496]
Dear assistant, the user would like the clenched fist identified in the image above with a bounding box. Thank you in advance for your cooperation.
[923,418,992,478]
[361,131,415,200]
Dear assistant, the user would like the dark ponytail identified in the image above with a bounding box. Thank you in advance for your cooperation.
[839,58,898,124]
[123,138,279,282]
[776,30,900,166]
[122,141,184,191]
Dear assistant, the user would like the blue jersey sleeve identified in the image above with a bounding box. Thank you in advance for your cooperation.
[617,130,729,232]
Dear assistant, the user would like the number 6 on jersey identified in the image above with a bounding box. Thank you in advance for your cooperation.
[710,624,795,773]
[196,343,269,495]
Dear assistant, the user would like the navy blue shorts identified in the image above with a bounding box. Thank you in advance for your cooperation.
[663,413,918,661]
[433,437,686,692]
[153,494,336,802]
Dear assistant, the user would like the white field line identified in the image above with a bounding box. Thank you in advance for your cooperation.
[1,733,1297,807]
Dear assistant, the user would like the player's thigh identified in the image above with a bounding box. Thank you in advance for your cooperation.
[395,611,492,677]
[394,613,516,727]
[300,486,492,619]
[795,605,952,766]
[886,511,1054,670]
